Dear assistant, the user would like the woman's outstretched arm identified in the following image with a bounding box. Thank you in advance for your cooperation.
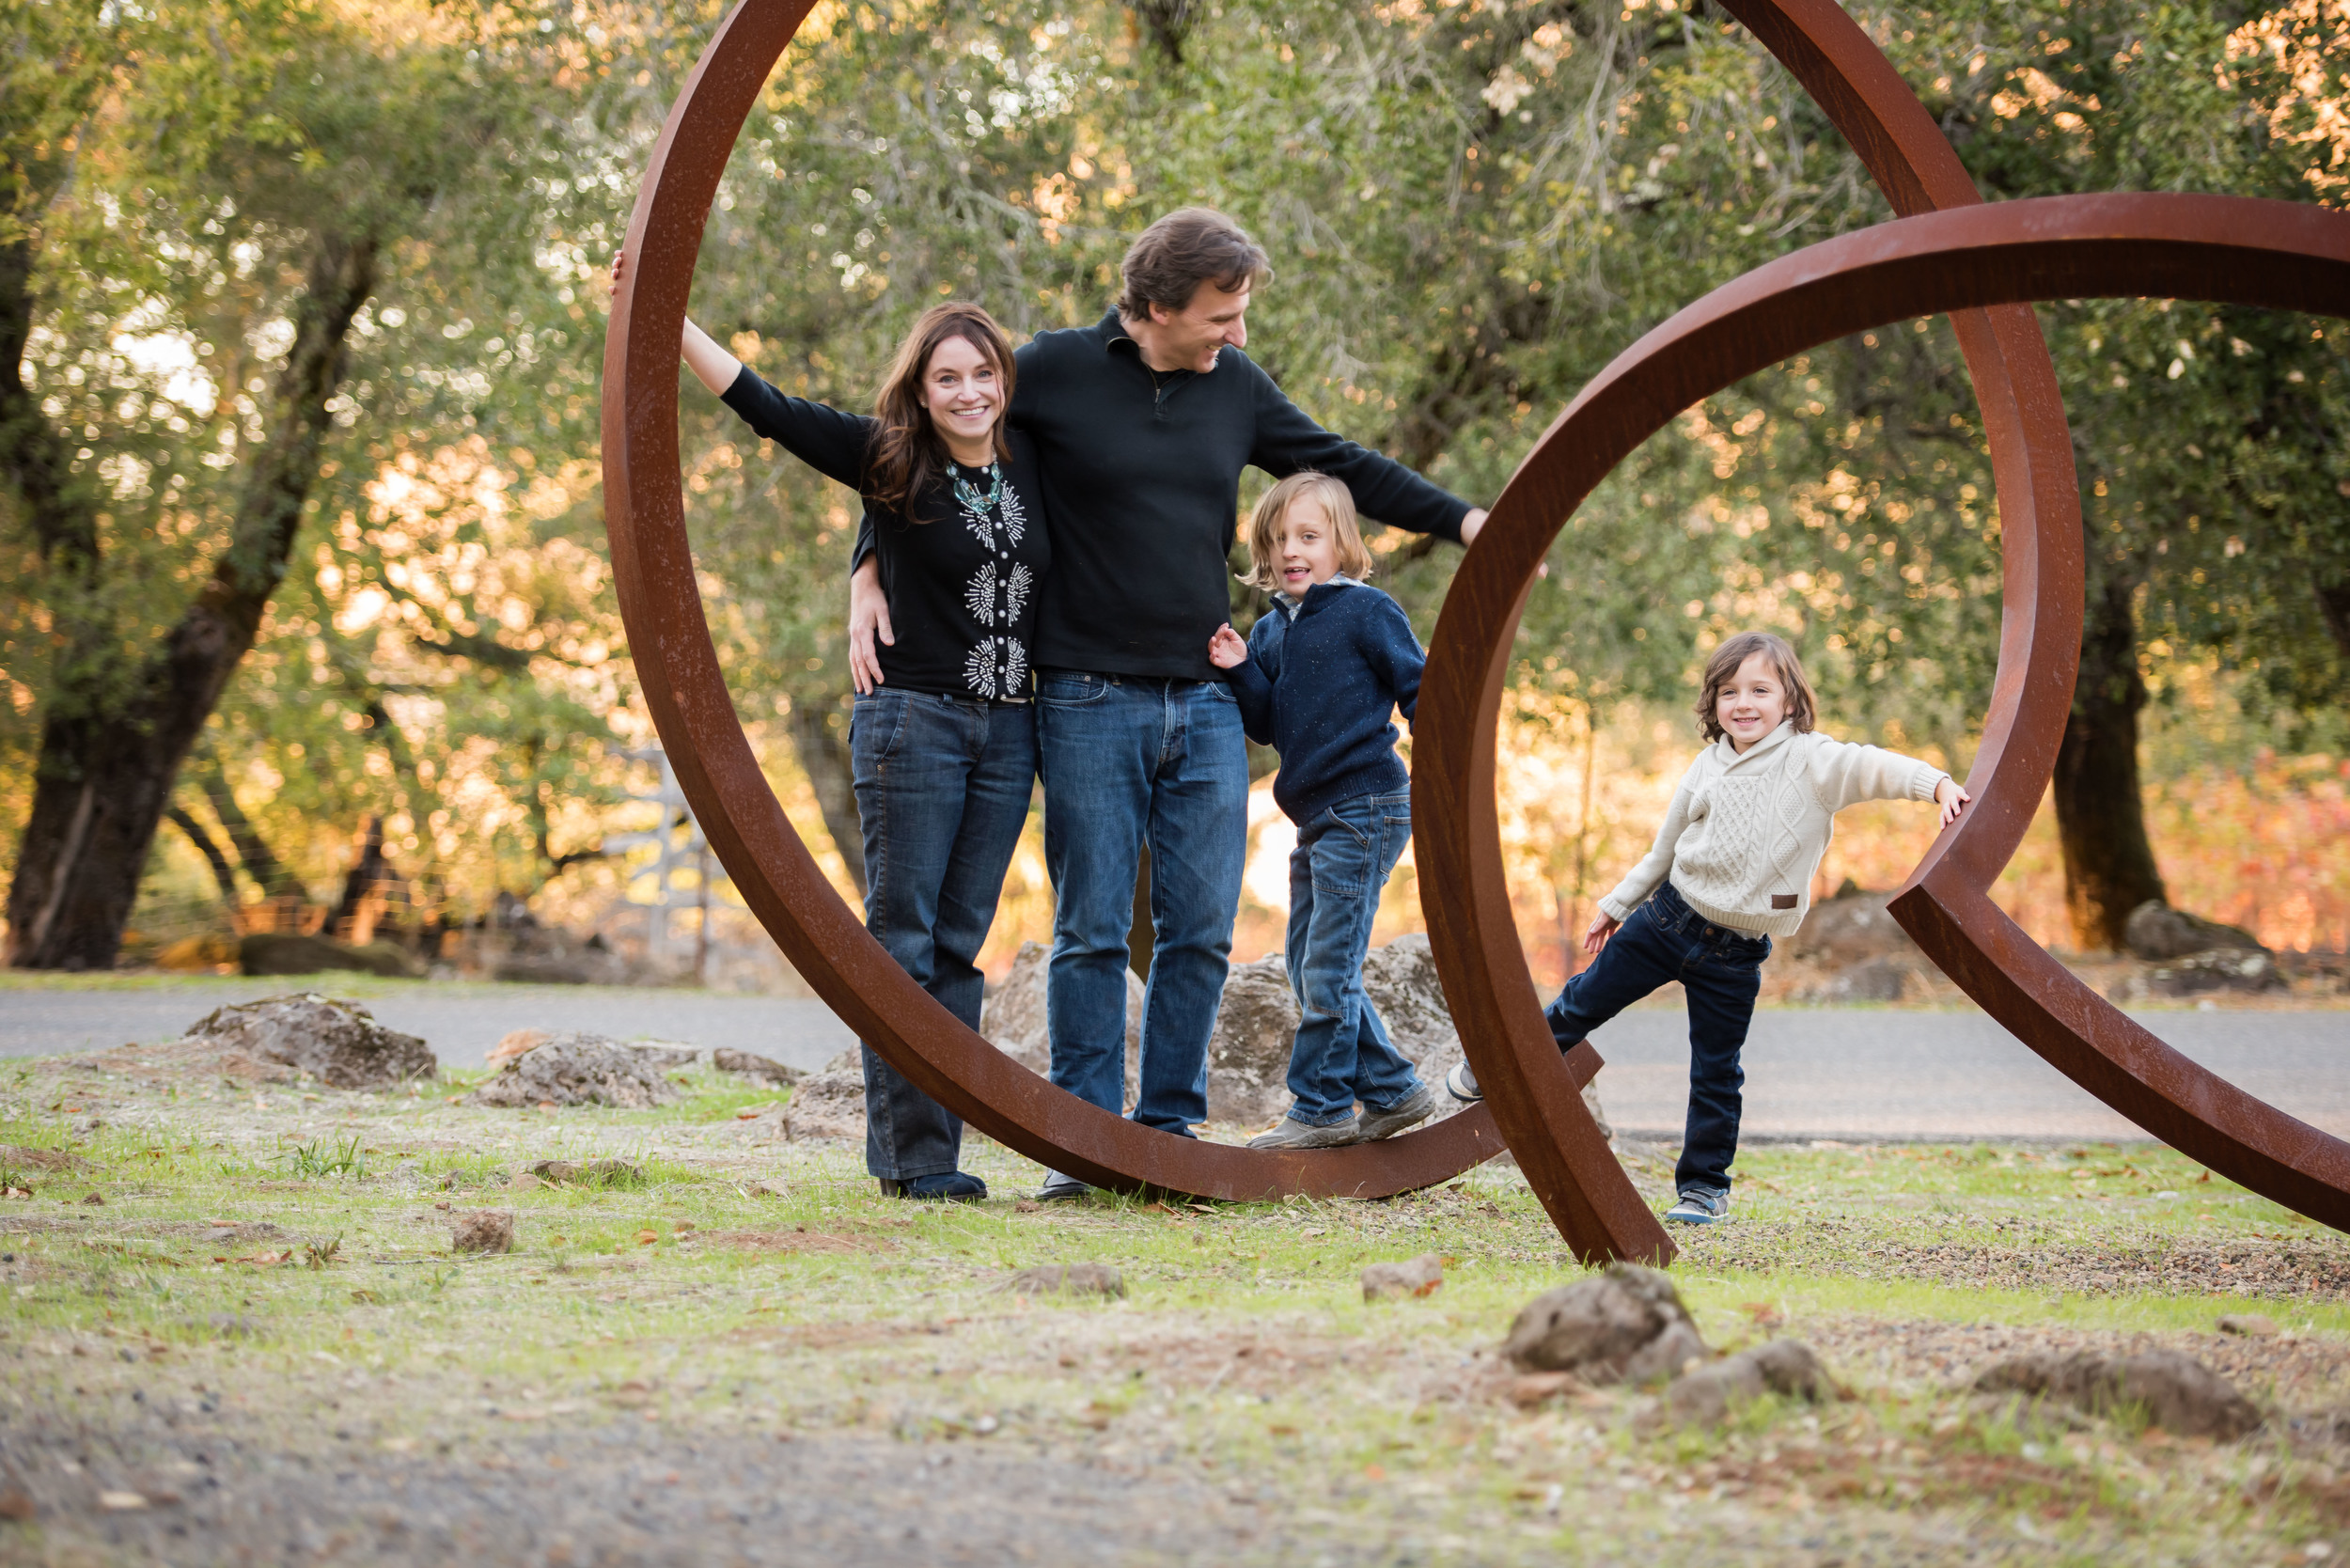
[612,252,740,394]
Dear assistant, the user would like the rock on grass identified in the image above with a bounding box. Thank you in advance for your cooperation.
[994,1263,1124,1298]
[1973,1349,2260,1440]
[180,994,436,1090]
[526,1159,646,1188]
[1664,1341,1838,1426]
[1503,1263,1707,1385]
[470,1034,679,1109]
[1362,1254,1445,1302]
[451,1211,514,1254]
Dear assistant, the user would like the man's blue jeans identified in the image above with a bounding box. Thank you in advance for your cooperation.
[1283,792,1424,1125]
[850,689,1037,1181]
[1036,671,1247,1134]
[1543,881,1770,1194]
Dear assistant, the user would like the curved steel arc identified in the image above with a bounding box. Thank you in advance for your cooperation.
[1418,195,2350,1252]
[1418,0,2084,1264]
[601,0,1512,1200]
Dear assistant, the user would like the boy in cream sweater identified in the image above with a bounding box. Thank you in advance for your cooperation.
[1446,631,1969,1224]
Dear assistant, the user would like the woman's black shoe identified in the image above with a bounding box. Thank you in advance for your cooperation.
[880,1171,988,1201]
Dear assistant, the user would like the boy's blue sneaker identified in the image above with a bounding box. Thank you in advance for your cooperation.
[1665,1186,1730,1225]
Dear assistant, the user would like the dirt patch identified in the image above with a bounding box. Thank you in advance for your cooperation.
[1684,1215,2350,1301]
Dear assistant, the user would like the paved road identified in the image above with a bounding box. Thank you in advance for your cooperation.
[1587,1003,2350,1143]
[0,980,856,1074]
[3,980,2344,1141]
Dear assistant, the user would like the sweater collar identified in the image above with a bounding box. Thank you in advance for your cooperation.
[1715,718,1796,768]
[1277,574,1361,619]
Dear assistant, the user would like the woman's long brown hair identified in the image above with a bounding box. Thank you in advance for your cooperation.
[866,303,1016,520]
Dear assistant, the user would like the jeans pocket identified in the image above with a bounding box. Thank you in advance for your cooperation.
[1204,680,1238,704]
[851,690,910,768]
[1321,804,1375,850]
[1037,673,1105,708]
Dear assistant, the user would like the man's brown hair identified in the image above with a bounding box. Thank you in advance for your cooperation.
[1695,631,1818,742]
[1117,208,1271,320]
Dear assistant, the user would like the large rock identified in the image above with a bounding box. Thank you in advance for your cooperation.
[468,1032,681,1108]
[181,994,435,1089]
[1501,1263,1708,1386]
[1780,885,1922,968]
[2142,948,2288,997]
[1203,954,1301,1124]
[239,933,419,979]
[2123,901,2266,963]
[779,1047,869,1141]
[980,941,1142,1109]
[1973,1349,2261,1440]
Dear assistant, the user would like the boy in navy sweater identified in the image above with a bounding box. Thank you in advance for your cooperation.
[1209,473,1438,1149]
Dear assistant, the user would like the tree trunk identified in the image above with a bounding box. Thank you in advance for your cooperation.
[330,815,397,942]
[2319,580,2350,665]
[2052,564,2168,952]
[4,230,377,968]
[166,807,241,907]
[791,698,867,898]
[190,754,300,902]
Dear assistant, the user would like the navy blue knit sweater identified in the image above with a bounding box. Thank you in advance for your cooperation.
[1224,578,1424,825]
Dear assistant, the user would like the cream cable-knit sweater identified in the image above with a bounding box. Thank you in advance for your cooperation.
[1597,721,1950,938]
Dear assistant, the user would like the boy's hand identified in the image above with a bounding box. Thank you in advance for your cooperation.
[1208,623,1247,670]
[1935,776,1971,827]
[1583,914,1620,956]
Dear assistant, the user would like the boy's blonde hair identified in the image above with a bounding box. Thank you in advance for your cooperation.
[1696,631,1819,742]
[1241,471,1372,591]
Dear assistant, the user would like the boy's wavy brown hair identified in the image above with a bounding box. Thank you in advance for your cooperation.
[866,302,1016,520]
[1241,471,1372,591]
[1696,631,1818,742]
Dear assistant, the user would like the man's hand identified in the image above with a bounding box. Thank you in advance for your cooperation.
[1583,913,1621,957]
[1935,776,1971,827]
[848,558,893,696]
[1460,508,1488,545]
[1207,623,1248,670]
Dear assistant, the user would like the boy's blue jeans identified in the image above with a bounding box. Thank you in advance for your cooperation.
[1283,792,1425,1125]
[1036,670,1248,1134]
[1545,881,1770,1194]
[850,689,1037,1181]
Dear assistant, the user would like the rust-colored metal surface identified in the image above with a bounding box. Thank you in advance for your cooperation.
[1415,188,2350,1253]
[599,0,1546,1200]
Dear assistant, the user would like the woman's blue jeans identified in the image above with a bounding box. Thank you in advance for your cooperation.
[1283,792,1424,1125]
[850,689,1037,1181]
[1543,881,1770,1194]
[1035,670,1248,1134]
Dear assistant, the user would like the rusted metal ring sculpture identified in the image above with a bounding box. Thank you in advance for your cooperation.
[602,0,1538,1200]
[1417,21,2350,1255]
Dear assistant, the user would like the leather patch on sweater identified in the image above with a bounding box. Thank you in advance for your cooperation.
[1771,893,1799,909]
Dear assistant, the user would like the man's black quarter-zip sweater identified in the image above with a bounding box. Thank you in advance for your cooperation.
[1002,310,1471,683]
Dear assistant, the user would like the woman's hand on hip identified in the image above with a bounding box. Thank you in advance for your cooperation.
[1207,623,1247,670]
[848,558,893,696]
[1583,913,1620,956]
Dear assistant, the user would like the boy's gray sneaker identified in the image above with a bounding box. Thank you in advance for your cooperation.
[1355,1084,1436,1141]
[1444,1061,1481,1104]
[1036,1170,1093,1201]
[1247,1116,1359,1151]
[1666,1186,1729,1224]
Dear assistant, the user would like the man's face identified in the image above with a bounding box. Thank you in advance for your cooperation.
[1150,278,1251,372]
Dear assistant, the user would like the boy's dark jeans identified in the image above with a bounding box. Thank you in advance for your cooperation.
[1543,881,1770,1195]
[1281,792,1423,1125]
[850,689,1038,1182]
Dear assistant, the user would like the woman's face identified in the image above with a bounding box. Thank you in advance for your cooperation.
[921,334,1002,453]
[1275,497,1342,596]
[1715,651,1790,752]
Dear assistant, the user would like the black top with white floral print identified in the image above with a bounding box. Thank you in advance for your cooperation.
[720,365,1049,700]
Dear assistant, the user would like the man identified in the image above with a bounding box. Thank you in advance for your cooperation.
[849,209,1486,1197]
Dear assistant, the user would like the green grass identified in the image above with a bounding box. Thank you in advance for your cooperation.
[4,1060,2346,1564]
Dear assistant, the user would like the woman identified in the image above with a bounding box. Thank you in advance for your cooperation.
[624,259,1045,1200]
